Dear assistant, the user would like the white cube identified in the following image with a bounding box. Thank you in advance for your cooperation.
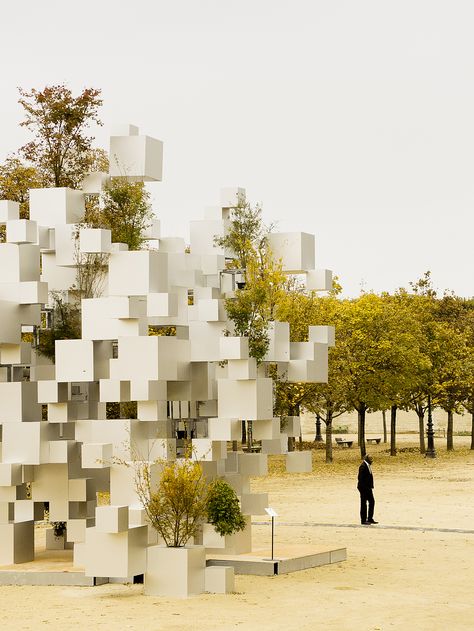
[6,219,38,244]
[29,187,84,226]
[81,442,113,469]
[96,505,129,533]
[109,134,163,182]
[79,228,112,253]
[205,565,235,594]
[0,200,20,222]
[286,451,313,473]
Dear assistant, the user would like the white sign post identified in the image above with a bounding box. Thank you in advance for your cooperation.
[265,507,278,560]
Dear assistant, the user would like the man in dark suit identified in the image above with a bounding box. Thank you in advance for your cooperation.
[357,454,378,525]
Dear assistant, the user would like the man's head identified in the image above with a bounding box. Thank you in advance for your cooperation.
[364,455,373,465]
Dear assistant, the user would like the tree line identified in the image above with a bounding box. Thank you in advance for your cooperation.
[219,202,474,463]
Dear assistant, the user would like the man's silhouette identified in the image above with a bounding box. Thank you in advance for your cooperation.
[357,454,378,525]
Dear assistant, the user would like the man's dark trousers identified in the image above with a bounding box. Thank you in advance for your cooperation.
[359,488,375,524]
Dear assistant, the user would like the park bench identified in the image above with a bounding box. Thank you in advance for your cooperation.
[366,438,381,444]
[335,437,353,448]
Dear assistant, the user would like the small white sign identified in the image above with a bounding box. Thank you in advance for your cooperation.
[265,507,278,518]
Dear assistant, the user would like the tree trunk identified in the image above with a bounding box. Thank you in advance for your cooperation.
[241,420,246,446]
[325,412,333,463]
[358,407,367,458]
[247,420,253,452]
[288,436,295,452]
[390,404,397,456]
[447,410,454,451]
[232,440,238,452]
[471,412,474,451]
[417,410,426,454]
[382,409,387,443]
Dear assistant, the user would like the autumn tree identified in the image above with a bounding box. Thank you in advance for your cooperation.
[96,179,153,250]
[18,84,103,188]
[276,289,348,462]
[0,156,42,218]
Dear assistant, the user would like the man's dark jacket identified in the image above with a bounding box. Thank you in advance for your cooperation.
[357,461,374,492]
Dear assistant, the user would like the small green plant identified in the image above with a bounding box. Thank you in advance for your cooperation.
[333,425,349,434]
[52,521,66,537]
[206,479,246,537]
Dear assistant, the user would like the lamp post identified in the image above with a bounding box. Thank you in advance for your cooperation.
[425,393,436,458]
[314,415,323,442]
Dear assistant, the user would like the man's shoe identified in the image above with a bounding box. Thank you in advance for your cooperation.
[361,521,370,525]
[367,520,378,524]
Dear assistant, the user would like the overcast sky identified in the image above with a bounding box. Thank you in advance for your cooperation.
[1,1,473,297]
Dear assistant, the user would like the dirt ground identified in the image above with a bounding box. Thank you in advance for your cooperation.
[0,441,473,631]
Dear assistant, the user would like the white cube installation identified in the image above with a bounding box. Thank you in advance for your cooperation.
[0,124,333,590]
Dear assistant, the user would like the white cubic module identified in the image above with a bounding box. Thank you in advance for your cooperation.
[81,442,113,469]
[6,219,38,244]
[108,251,168,296]
[309,325,336,347]
[2,422,50,465]
[143,219,161,240]
[144,545,205,597]
[282,416,301,438]
[0,463,23,486]
[0,342,32,365]
[226,358,257,380]
[261,435,288,455]
[37,381,69,404]
[55,339,94,382]
[0,200,20,221]
[81,172,110,194]
[47,402,78,423]
[202,517,251,555]
[29,187,85,226]
[68,478,96,502]
[130,379,167,401]
[286,451,313,473]
[252,418,280,441]
[219,336,249,360]
[49,440,74,464]
[0,243,40,282]
[137,400,168,422]
[0,521,34,564]
[84,525,148,578]
[191,439,227,462]
[205,565,235,594]
[96,505,129,533]
[189,219,225,256]
[264,321,290,362]
[208,418,241,441]
[19,281,48,304]
[0,382,40,422]
[267,232,315,273]
[109,133,163,182]
[14,500,43,523]
[217,378,273,421]
[237,453,268,476]
[306,268,333,291]
[79,228,112,253]
[147,292,178,317]
[99,379,131,403]
[220,187,246,208]
[240,492,268,515]
[197,298,226,322]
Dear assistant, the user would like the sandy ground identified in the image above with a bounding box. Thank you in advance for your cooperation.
[0,448,473,631]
